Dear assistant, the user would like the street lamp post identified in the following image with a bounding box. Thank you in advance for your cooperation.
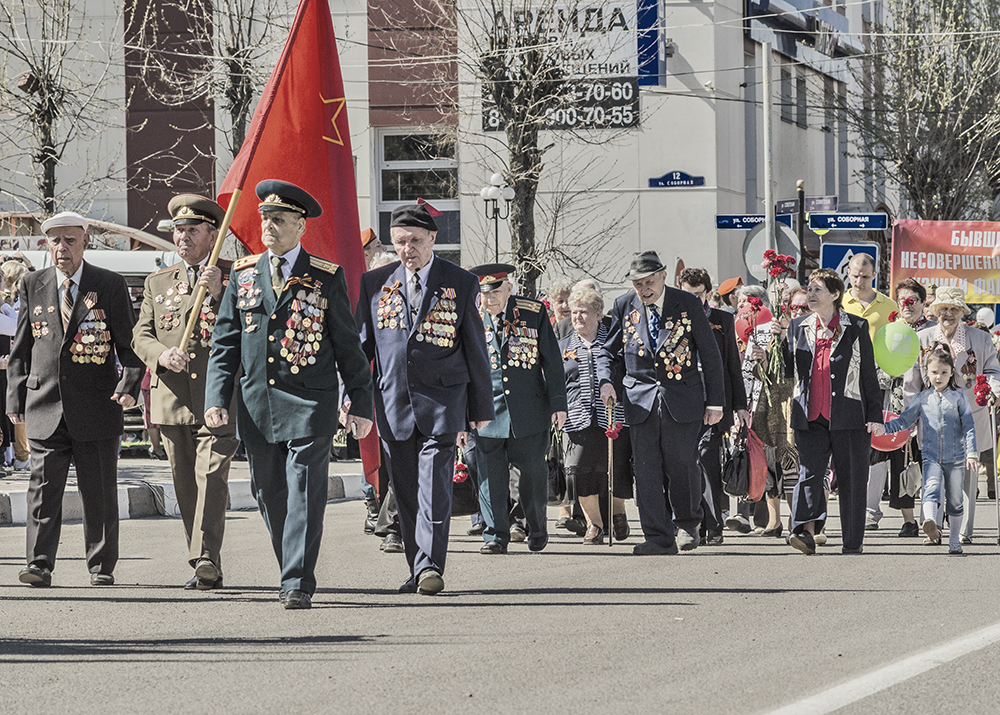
[479,172,515,262]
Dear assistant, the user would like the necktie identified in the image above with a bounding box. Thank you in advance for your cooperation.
[271,256,285,297]
[187,265,198,289]
[648,304,661,344]
[61,278,74,331]
[410,274,422,324]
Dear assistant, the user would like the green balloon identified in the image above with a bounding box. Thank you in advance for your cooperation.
[873,322,920,377]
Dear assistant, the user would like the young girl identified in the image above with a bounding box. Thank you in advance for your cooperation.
[882,349,979,555]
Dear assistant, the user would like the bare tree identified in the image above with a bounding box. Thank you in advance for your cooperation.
[0,0,123,215]
[126,0,292,160]
[846,0,1000,221]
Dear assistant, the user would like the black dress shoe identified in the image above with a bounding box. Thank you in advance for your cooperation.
[789,531,817,555]
[761,525,783,538]
[632,541,678,555]
[559,517,587,536]
[380,533,404,553]
[283,589,312,609]
[612,513,630,541]
[90,573,115,586]
[509,523,528,542]
[527,532,549,552]
[398,579,417,594]
[467,523,486,536]
[480,541,508,554]
[18,563,52,587]
[842,546,864,555]
[194,558,220,583]
[185,576,199,590]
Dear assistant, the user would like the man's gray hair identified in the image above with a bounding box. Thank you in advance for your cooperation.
[735,283,773,311]
[573,278,603,294]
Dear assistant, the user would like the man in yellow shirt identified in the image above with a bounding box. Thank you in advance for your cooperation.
[842,252,897,339]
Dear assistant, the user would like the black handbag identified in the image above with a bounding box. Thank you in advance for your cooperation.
[451,447,480,517]
[547,428,567,505]
[723,425,751,498]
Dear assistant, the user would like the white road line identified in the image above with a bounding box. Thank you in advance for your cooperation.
[767,621,1000,715]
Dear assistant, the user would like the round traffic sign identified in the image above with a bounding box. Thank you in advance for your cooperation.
[742,222,801,281]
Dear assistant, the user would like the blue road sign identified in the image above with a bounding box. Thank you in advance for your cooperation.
[820,242,881,287]
[809,213,889,231]
[716,214,793,230]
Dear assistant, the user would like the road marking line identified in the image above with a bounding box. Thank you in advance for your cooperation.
[767,621,1000,715]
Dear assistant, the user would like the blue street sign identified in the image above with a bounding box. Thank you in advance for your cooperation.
[820,242,880,287]
[716,214,793,230]
[649,170,705,188]
[808,213,889,231]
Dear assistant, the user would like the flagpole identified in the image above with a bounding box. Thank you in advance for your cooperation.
[179,188,242,349]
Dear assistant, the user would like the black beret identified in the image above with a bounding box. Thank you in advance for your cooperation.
[390,203,438,232]
[256,180,323,219]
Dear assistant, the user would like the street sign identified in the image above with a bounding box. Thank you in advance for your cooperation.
[774,195,839,215]
[820,242,880,286]
[716,214,793,230]
[649,170,705,188]
[743,222,801,282]
[808,213,889,231]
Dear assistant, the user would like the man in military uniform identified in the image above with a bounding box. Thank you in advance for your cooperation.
[132,195,240,590]
[355,202,493,595]
[8,211,143,587]
[598,251,725,555]
[205,180,373,610]
[468,264,567,554]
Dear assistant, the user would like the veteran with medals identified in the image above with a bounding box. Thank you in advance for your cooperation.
[355,202,493,595]
[204,180,373,610]
[467,264,567,554]
[132,195,239,590]
[597,251,725,555]
[8,211,143,587]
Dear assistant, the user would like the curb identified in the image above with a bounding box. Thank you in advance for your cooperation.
[0,473,366,526]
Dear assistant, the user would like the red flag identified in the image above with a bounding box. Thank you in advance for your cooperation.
[217,0,364,305]
[218,0,379,481]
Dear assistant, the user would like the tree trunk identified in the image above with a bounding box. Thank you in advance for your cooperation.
[506,121,542,296]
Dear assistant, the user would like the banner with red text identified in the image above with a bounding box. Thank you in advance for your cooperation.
[891,219,1000,303]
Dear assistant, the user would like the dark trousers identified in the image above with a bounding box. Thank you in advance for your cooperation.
[698,423,726,536]
[629,394,703,547]
[382,431,456,580]
[160,423,239,569]
[243,421,331,596]
[792,420,870,551]
[476,430,549,544]
[26,420,120,574]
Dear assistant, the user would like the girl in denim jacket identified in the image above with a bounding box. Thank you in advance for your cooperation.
[883,350,979,555]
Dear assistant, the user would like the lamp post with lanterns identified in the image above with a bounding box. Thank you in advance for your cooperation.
[479,172,515,262]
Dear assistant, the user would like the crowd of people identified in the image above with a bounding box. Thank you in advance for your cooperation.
[8,183,1000,609]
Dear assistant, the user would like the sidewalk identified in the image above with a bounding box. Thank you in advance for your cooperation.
[0,456,367,525]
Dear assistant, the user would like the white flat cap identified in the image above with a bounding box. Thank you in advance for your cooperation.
[40,211,89,234]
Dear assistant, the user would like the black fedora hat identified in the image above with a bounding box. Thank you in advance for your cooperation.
[624,251,666,281]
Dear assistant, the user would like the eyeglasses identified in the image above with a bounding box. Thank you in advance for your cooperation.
[789,304,810,313]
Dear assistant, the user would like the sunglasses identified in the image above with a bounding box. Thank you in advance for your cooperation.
[789,304,810,312]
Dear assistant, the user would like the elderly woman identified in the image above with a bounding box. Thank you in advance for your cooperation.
[781,269,883,555]
[904,286,1000,544]
[558,286,630,544]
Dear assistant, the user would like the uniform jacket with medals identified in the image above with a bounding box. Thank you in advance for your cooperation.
[598,287,725,426]
[132,260,234,426]
[355,257,494,441]
[477,295,567,440]
[7,262,144,441]
[205,250,373,443]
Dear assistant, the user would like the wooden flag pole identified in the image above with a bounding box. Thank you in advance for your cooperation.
[179,188,242,349]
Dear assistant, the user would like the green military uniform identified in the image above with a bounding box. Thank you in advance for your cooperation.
[471,264,567,551]
[131,195,239,588]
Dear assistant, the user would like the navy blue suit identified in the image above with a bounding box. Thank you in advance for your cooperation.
[475,296,567,544]
[205,249,373,596]
[356,256,493,581]
[598,287,725,548]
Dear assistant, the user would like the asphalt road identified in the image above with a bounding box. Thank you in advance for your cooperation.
[4,496,1000,714]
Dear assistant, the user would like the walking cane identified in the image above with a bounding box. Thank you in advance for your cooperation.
[178,189,242,349]
[991,398,1000,546]
[607,399,615,548]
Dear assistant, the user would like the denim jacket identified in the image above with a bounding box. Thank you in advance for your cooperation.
[884,387,977,465]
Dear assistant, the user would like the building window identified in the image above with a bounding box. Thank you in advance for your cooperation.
[780,67,793,123]
[376,130,461,264]
[796,72,807,128]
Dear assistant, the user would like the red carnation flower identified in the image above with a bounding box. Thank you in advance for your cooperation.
[453,460,469,483]
[605,421,623,439]
[901,297,915,307]
[747,296,763,311]
[764,249,776,259]
[888,311,899,323]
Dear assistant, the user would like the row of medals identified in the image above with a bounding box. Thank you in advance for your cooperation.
[417,298,458,346]
[279,289,327,374]
[155,283,189,331]
[71,312,111,364]
[377,292,406,330]
[623,313,692,379]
